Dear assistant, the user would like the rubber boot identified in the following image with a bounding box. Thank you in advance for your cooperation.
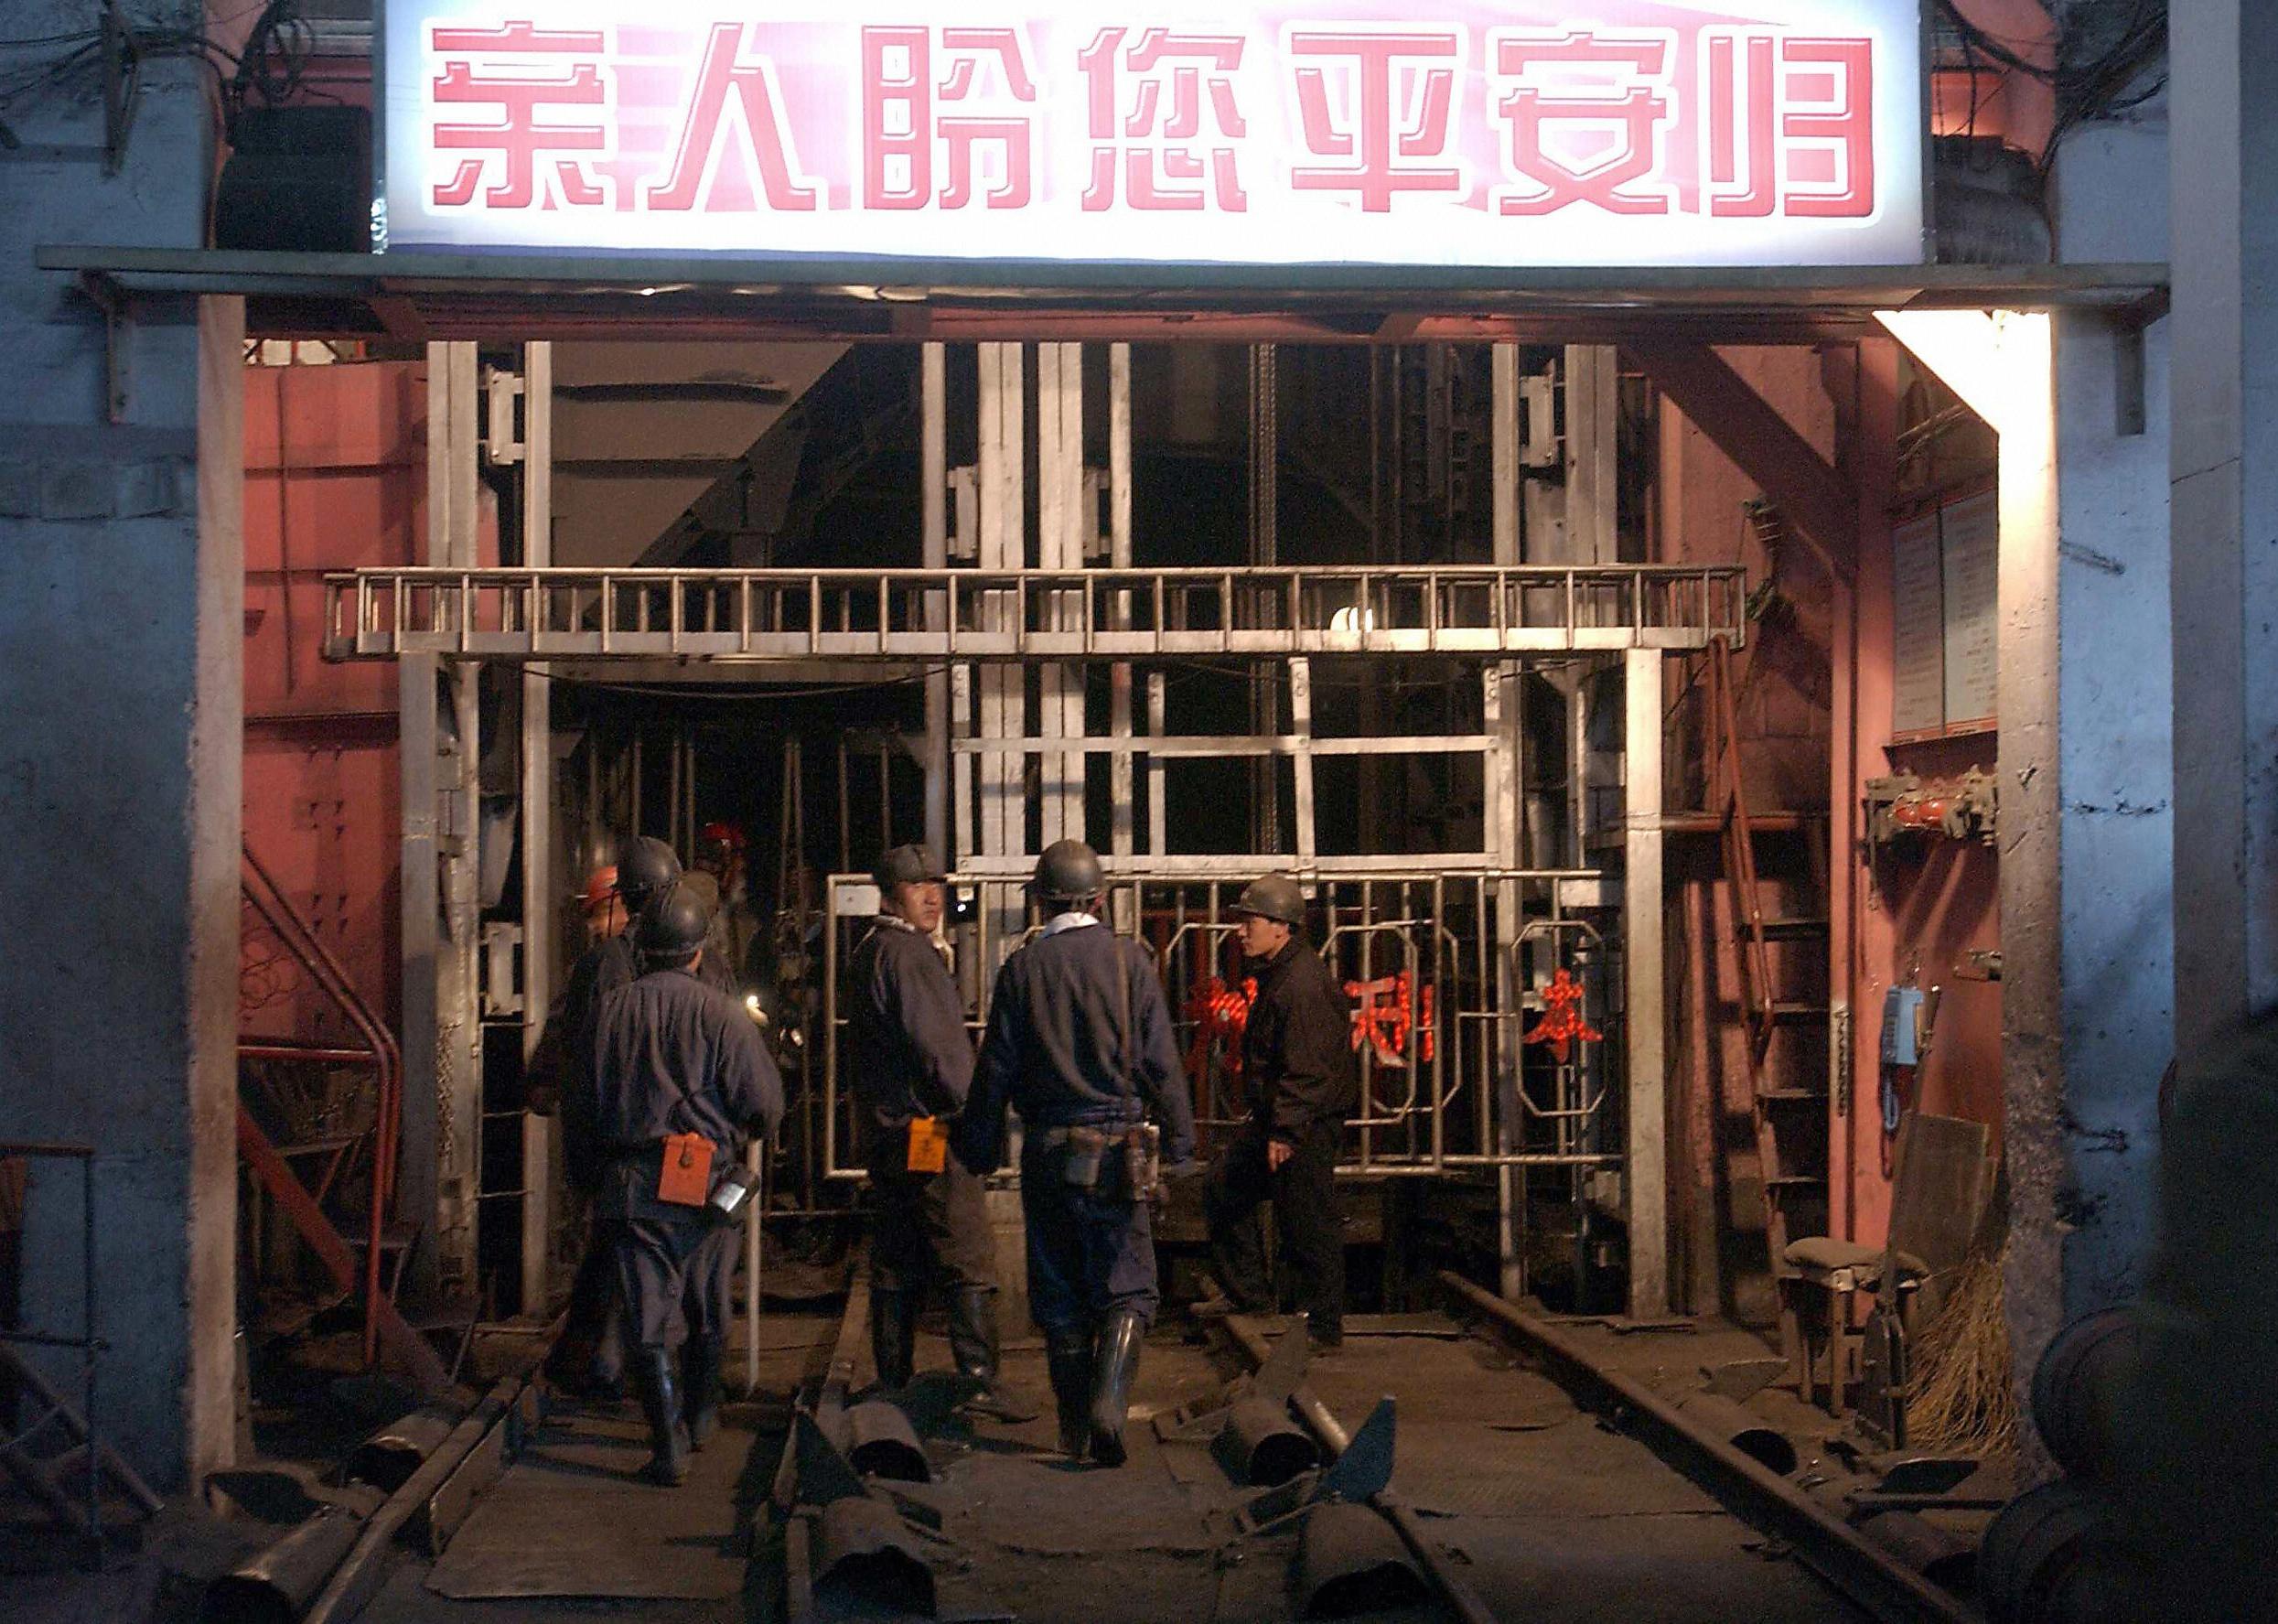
[682,1336,724,1450]
[1045,1329,1094,1461]
[869,1286,916,1393]
[1087,1310,1146,1468]
[947,1285,1039,1423]
[635,1348,691,1486]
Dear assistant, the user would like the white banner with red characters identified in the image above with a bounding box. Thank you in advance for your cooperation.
[379,1,1924,268]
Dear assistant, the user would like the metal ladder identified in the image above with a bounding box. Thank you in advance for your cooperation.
[1704,637,1832,1363]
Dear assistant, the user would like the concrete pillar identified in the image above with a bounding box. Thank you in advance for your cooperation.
[0,48,242,1488]
[1879,304,2173,1415]
[2170,2,2278,1043]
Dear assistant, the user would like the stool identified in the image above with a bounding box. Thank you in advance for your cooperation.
[1778,1237,1926,1418]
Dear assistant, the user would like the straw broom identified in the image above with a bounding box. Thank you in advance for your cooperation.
[1905,1245,2020,1457]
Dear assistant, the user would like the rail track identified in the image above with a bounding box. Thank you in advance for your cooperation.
[760,1268,1990,1624]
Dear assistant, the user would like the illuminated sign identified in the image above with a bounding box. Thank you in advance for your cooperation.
[379,2,1924,268]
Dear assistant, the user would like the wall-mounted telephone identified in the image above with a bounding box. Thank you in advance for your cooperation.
[1881,985,1926,1070]
[1880,984,1927,1141]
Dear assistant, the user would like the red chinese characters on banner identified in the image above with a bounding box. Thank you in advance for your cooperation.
[429,22,609,210]
[1077,27,1250,212]
[1489,30,1675,217]
[1286,29,1464,211]
[862,27,1037,210]
[1703,30,1875,218]
[414,14,1888,235]
[647,23,821,211]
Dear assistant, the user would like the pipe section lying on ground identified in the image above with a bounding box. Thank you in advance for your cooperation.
[1673,1390,1800,1476]
[1219,1315,1499,1624]
[1438,1271,1975,1624]
[299,1336,553,1624]
[200,1505,366,1624]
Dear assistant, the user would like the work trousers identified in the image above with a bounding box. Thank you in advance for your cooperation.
[609,1159,737,1352]
[558,1185,626,1383]
[1206,1120,1343,1339]
[869,1156,997,1299]
[1020,1136,1159,1337]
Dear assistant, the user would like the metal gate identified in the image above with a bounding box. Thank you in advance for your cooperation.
[819,867,1625,1189]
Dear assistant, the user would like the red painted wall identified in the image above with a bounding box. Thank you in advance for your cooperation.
[1655,344,2004,1314]
[241,360,424,1044]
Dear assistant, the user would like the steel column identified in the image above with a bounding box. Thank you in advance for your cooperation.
[519,340,554,1317]
[1623,646,1668,1317]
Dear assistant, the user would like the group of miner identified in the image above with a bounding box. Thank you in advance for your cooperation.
[531,828,1355,1486]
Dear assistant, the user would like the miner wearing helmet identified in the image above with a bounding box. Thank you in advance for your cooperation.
[849,844,1034,1422]
[592,882,783,1485]
[955,841,1195,1468]
[1203,873,1356,1352]
[529,836,703,1397]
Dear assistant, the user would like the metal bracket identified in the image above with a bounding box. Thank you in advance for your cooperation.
[76,272,131,425]
[479,922,523,1018]
[483,367,526,466]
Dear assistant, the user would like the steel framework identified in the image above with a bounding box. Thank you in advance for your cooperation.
[322,563,1746,662]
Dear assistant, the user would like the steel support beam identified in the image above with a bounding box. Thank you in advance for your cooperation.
[1623,647,1668,1317]
[518,341,554,1317]
[1622,338,1854,575]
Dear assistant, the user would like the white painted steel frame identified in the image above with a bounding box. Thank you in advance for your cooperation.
[325,563,1747,661]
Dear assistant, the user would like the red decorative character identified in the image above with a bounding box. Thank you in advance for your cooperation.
[1185,973,1257,1079]
[1522,967,1601,1062]
[1286,29,1464,212]
[1489,29,1674,218]
[1702,31,1875,220]
[1078,27,1250,212]
[862,26,1037,210]
[1344,972,1435,1068]
[429,21,609,210]
[646,22,821,213]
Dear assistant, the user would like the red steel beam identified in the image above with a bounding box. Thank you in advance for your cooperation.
[1620,337,1856,577]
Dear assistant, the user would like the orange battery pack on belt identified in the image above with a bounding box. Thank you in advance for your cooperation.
[906,1116,950,1174]
[658,1133,714,1206]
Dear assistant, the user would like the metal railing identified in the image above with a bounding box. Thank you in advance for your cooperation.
[322,564,1747,662]
[819,867,1624,1183]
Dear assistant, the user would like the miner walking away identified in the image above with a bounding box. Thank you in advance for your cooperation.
[850,843,1036,1421]
[956,841,1196,1468]
[591,883,784,1485]
[527,836,687,1397]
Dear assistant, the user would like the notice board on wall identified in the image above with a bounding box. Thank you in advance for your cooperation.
[1891,489,1998,737]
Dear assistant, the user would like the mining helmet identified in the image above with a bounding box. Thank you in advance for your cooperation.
[874,844,945,892]
[698,820,746,852]
[576,865,618,915]
[1230,874,1306,929]
[615,836,682,905]
[635,882,712,963]
[1030,839,1105,906]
